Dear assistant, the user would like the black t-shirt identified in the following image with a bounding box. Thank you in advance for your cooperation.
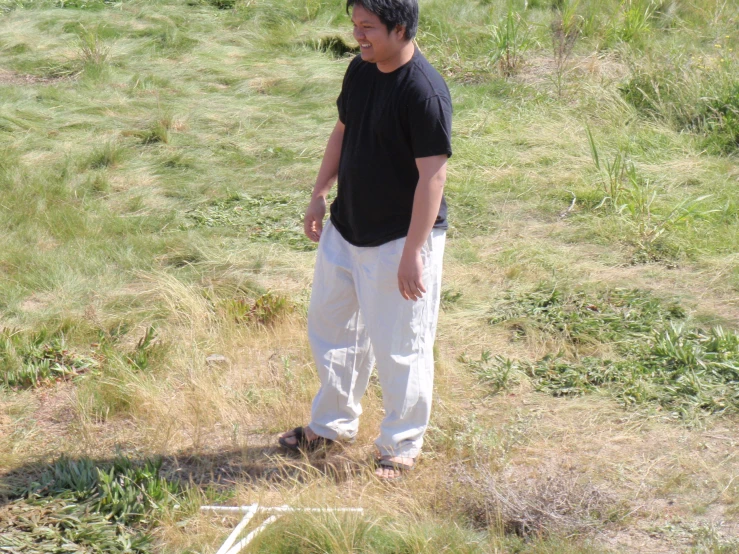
[330,48,453,247]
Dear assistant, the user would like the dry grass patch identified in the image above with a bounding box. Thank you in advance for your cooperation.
[447,461,626,537]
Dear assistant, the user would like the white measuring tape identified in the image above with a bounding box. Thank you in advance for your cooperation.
[201,505,365,554]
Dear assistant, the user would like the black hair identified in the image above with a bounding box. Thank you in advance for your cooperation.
[346,0,419,41]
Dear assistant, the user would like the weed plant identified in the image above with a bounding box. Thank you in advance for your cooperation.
[489,2,533,77]
[0,328,98,388]
[550,0,581,96]
[585,129,714,259]
[482,285,739,416]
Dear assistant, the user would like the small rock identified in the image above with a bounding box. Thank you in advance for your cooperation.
[206,354,228,365]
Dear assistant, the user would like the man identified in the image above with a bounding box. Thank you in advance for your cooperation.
[279,0,452,480]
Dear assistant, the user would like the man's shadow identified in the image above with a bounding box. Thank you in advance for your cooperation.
[0,445,368,507]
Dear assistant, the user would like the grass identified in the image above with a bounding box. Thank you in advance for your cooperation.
[0,0,738,551]
[0,455,184,553]
[476,283,739,416]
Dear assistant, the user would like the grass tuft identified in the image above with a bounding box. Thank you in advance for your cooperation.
[87,141,125,169]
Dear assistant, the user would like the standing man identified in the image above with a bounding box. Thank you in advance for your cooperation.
[279,0,452,480]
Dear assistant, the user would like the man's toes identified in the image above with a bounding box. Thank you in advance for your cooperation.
[374,466,398,480]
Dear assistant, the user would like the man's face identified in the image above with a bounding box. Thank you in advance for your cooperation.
[351,4,406,65]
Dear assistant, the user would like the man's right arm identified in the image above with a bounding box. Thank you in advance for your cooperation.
[304,119,345,243]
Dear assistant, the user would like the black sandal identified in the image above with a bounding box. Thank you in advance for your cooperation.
[278,426,335,453]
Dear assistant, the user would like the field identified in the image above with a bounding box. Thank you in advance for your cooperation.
[1,0,738,552]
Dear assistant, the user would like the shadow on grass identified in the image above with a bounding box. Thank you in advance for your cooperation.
[0,446,367,506]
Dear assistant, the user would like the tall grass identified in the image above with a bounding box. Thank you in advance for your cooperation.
[489,2,533,77]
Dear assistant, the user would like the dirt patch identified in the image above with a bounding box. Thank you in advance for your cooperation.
[0,69,68,86]
[31,383,78,440]
[515,53,630,88]
[502,395,739,551]
[19,295,52,314]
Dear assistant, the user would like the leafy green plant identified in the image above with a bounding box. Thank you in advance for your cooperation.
[125,326,161,371]
[485,285,739,415]
[223,292,291,326]
[25,456,181,524]
[462,350,518,394]
[490,284,685,351]
[0,497,153,553]
[441,288,463,310]
[0,329,98,389]
[526,324,739,415]
[185,192,314,250]
[0,456,183,553]
[489,2,533,77]
[586,128,714,259]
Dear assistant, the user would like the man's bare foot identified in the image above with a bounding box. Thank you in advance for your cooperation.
[375,456,415,480]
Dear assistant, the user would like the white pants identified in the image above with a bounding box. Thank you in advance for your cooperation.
[307,220,446,458]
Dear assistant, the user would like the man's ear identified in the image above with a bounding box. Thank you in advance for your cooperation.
[394,24,407,40]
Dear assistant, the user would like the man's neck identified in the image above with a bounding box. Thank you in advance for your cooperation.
[376,42,415,73]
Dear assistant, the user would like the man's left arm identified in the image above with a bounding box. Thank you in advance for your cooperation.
[397,154,448,302]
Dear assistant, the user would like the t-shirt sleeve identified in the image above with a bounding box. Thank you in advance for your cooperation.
[336,55,360,124]
[408,94,453,159]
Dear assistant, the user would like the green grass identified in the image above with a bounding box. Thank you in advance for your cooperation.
[1,455,184,553]
[1,0,738,551]
[475,285,739,416]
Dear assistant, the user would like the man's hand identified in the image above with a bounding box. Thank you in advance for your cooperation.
[304,196,326,242]
[398,248,426,301]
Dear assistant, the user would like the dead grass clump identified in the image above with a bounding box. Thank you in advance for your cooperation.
[446,462,627,538]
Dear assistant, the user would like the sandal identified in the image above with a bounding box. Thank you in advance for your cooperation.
[278,426,334,453]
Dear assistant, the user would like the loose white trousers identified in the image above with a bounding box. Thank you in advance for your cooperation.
[307,220,445,458]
